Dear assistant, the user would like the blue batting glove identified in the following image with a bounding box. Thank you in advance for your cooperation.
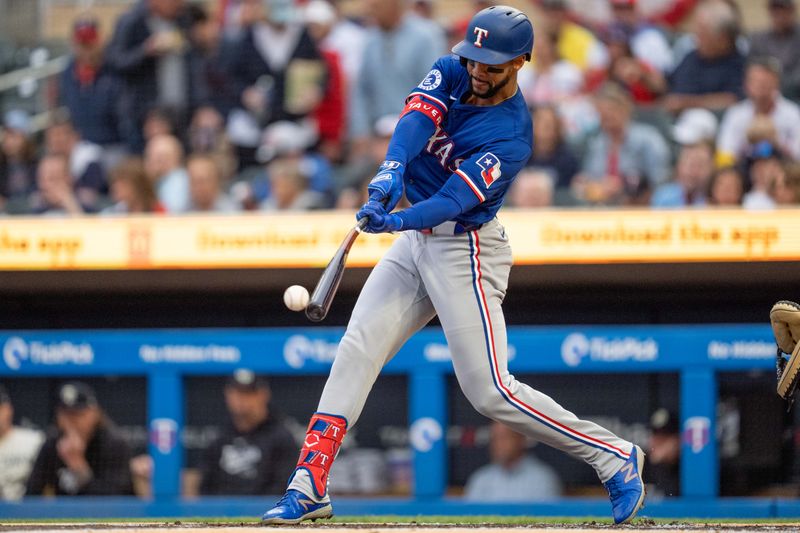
[356,201,403,233]
[367,160,404,211]
[356,200,383,222]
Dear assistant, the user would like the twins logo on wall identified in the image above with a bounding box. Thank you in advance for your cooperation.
[150,418,178,455]
[683,416,711,454]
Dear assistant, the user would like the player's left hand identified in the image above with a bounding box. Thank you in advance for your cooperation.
[367,160,404,211]
[356,201,403,233]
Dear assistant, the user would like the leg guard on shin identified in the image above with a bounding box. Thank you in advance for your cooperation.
[293,412,347,499]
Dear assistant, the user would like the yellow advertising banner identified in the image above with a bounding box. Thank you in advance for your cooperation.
[0,209,797,271]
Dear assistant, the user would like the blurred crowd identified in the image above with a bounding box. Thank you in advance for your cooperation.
[2,0,800,216]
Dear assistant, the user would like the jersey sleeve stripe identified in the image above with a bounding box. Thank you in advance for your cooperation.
[407,92,449,112]
[455,169,486,203]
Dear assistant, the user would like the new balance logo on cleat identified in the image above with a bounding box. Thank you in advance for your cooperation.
[620,462,637,483]
[604,445,646,524]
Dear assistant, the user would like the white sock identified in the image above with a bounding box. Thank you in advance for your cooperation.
[288,469,329,502]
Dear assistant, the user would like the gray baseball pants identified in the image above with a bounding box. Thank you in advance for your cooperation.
[293,219,632,494]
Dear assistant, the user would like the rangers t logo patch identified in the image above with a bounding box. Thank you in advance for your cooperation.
[477,153,501,187]
[473,27,489,48]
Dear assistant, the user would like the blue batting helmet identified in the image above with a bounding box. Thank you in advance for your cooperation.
[451,5,534,65]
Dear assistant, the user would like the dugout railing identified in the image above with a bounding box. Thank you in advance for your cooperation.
[2,325,799,519]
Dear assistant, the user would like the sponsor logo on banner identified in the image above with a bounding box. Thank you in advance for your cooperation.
[423,342,516,362]
[283,335,338,369]
[410,417,443,453]
[139,344,241,364]
[418,69,442,91]
[3,336,94,370]
[150,418,178,454]
[561,333,658,367]
[683,416,710,453]
[707,340,774,360]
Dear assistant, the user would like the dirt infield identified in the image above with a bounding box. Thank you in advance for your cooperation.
[3,523,800,533]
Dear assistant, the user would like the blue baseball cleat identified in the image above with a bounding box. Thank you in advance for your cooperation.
[261,489,333,524]
[604,445,646,524]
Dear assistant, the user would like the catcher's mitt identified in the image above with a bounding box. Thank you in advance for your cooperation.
[770,300,800,405]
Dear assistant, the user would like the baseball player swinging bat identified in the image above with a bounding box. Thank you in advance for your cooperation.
[305,218,368,322]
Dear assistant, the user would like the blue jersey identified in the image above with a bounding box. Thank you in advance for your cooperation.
[404,55,533,227]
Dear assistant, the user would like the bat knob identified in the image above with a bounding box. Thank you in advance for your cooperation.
[305,305,326,322]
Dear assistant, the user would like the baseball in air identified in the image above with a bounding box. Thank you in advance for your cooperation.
[283,285,310,311]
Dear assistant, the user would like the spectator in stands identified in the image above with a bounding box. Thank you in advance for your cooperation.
[335,180,369,210]
[144,134,190,213]
[194,370,296,495]
[228,0,326,168]
[0,110,37,214]
[665,0,745,114]
[26,382,134,496]
[30,154,88,216]
[348,0,445,157]
[187,3,238,117]
[517,29,583,108]
[304,0,348,163]
[508,169,555,208]
[217,0,263,42]
[102,157,164,214]
[672,107,719,147]
[409,0,447,45]
[59,16,125,169]
[647,408,680,498]
[708,166,744,206]
[464,421,562,502]
[188,106,237,184]
[0,384,45,500]
[585,25,666,105]
[651,141,715,207]
[313,0,367,90]
[749,0,800,101]
[606,0,673,73]
[526,105,579,192]
[743,141,784,209]
[538,0,608,72]
[142,107,179,147]
[187,154,238,212]
[106,0,194,153]
[261,156,328,211]
[716,58,800,167]
[335,114,398,198]
[572,83,671,205]
[775,161,800,204]
[44,114,108,211]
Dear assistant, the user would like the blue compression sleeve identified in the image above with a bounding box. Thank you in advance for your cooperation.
[395,192,462,230]
[395,174,483,230]
[384,109,438,164]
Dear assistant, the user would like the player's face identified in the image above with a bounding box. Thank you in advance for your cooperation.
[466,59,514,99]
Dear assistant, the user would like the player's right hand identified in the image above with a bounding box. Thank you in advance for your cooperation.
[356,201,403,233]
[367,160,404,211]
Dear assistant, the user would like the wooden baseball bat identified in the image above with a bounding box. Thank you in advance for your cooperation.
[305,217,368,322]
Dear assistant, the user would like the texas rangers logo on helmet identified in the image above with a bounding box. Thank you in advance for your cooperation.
[477,153,501,187]
[473,27,489,48]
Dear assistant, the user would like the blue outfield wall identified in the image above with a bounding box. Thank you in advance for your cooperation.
[0,325,789,519]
